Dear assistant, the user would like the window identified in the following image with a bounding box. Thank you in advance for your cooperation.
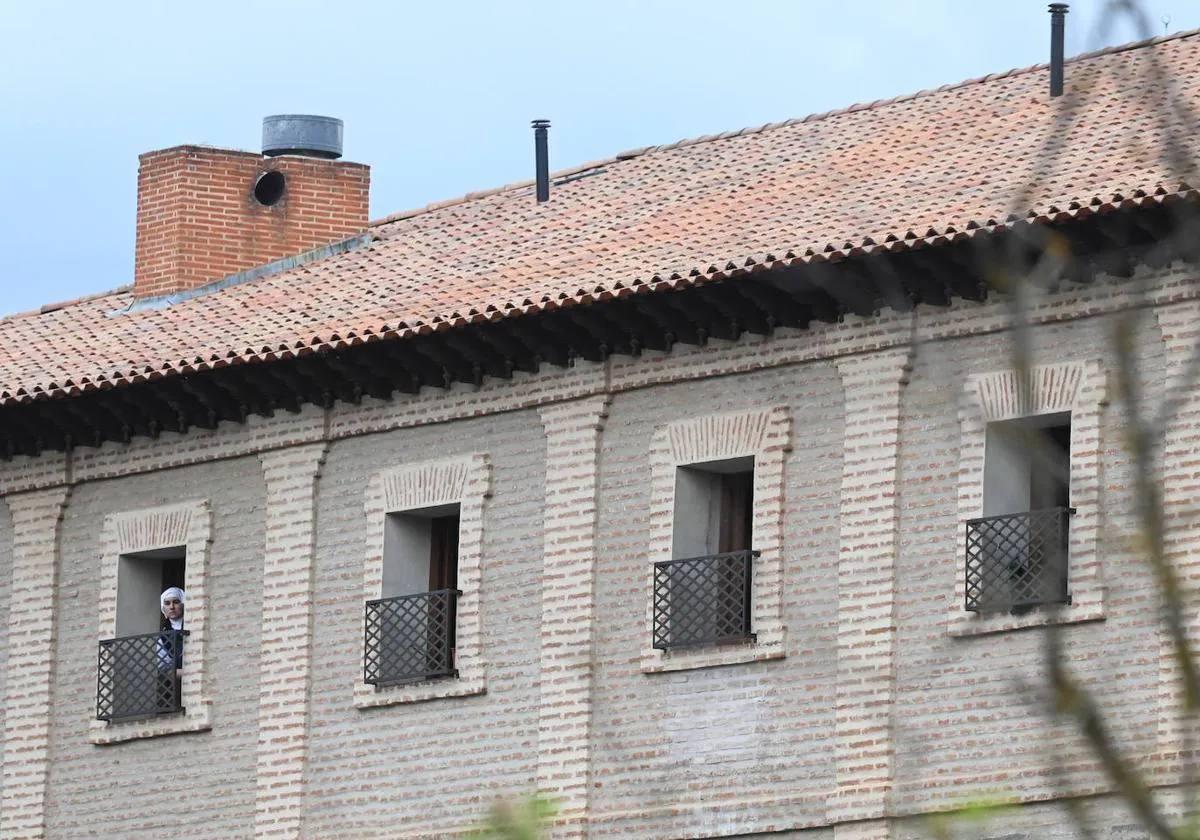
[93,500,212,744]
[357,454,489,708]
[365,505,461,686]
[644,406,791,672]
[983,413,1071,518]
[383,506,460,596]
[115,546,186,637]
[966,413,1073,614]
[953,361,1106,635]
[654,458,756,650]
[98,546,188,723]
[671,458,754,558]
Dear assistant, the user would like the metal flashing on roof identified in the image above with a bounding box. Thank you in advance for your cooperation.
[108,233,374,317]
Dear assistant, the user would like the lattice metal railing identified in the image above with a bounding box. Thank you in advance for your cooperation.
[653,550,756,650]
[364,589,459,686]
[96,630,186,722]
[965,507,1073,613]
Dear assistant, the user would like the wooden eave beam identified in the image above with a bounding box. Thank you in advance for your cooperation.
[538,311,608,362]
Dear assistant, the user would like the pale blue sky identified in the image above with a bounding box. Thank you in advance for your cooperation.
[0,1,1189,317]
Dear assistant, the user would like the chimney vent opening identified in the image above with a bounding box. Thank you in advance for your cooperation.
[254,170,286,206]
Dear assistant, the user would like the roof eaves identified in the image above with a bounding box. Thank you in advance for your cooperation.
[15,181,1196,409]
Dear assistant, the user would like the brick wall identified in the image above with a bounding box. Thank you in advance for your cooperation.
[133,146,369,298]
[303,409,546,837]
[589,365,843,837]
[891,314,1165,815]
[1,267,1199,837]
[0,499,12,809]
[42,456,266,838]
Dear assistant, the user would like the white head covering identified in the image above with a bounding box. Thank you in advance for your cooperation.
[160,587,185,628]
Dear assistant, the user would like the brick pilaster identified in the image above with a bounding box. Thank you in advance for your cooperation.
[537,395,611,837]
[1154,301,1200,757]
[254,443,328,839]
[831,349,910,837]
[0,486,70,839]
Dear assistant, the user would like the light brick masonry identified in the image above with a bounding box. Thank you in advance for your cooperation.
[0,268,1198,837]
[255,444,327,839]
[0,488,68,840]
[1154,301,1200,763]
[829,349,909,835]
[537,396,610,837]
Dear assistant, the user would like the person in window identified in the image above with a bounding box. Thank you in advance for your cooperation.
[157,587,185,676]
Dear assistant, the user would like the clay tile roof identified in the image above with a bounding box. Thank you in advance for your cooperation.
[2,29,1199,405]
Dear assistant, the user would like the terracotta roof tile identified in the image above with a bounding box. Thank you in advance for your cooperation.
[2,30,1198,405]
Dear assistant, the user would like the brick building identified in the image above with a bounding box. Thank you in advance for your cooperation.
[0,27,1197,840]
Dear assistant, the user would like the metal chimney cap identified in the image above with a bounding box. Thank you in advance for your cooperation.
[262,115,344,159]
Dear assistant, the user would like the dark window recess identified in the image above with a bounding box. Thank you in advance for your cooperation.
[160,554,186,598]
[96,629,187,722]
[428,513,460,592]
[367,510,461,685]
[653,550,756,650]
[718,471,754,554]
[968,416,1072,613]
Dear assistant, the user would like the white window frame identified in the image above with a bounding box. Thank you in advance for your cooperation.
[642,405,792,673]
[950,360,1107,636]
[356,453,490,708]
[91,499,213,744]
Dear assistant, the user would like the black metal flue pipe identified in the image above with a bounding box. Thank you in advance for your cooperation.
[532,119,550,203]
[1049,3,1069,98]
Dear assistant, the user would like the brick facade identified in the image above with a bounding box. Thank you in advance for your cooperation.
[1,488,69,838]
[133,146,369,298]
[255,445,327,838]
[0,267,1197,837]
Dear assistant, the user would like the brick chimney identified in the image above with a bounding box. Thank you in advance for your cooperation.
[133,118,369,298]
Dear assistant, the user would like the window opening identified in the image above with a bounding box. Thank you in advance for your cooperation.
[160,553,186,601]
[116,546,186,637]
[672,456,754,559]
[983,412,1070,517]
[367,504,461,686]
[656,457,755,650]
[99,546,188,722]
[967,413,1072,613]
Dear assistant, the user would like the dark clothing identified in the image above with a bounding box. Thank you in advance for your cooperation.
[156,626,185,672]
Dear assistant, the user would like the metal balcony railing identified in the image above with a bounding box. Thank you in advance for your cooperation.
[364,589,459,686]
[965,507,1074,613]
[96,630,187,722]
[653,550,756,650]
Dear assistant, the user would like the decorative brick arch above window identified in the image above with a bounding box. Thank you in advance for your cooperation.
[642,405,792,672]
[355,453,490,708]
[951,361,1107,636]
[91,499,213,744]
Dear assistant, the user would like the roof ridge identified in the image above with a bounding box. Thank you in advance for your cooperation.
[367,26,1200,229]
